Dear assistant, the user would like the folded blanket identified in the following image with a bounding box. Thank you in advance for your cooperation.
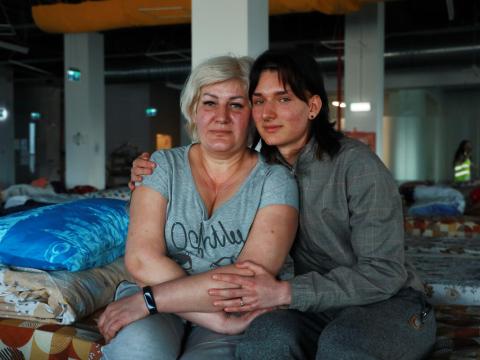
[408,185,465,216]
[0,258,131,324]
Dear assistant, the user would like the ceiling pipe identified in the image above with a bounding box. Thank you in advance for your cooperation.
[105,43,480,81]
[106,63,190,81]
[3,43,479,81]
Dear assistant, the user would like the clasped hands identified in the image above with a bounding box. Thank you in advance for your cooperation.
[209,260,290,312]
[97,261,288,343]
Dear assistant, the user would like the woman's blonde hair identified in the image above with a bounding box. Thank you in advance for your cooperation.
[180,55,253,141]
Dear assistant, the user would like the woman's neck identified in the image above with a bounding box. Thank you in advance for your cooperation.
[196,145,253,186]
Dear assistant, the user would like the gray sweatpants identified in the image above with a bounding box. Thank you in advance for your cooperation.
[101,281,242,360]
[237,287,437,360]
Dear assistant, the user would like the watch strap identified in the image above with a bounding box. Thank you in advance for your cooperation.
[142,286,158,315]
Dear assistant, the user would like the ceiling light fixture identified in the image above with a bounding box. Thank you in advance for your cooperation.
[350,102,371,112]
[331,101,346,108]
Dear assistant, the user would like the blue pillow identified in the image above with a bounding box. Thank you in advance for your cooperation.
[0,198,129,271]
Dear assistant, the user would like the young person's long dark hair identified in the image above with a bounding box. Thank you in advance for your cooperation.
[249,49,343,163]
[453,139,472,165]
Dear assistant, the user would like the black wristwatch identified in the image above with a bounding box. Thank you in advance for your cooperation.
[142,286,158,315]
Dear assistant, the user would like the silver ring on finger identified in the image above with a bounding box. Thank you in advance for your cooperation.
[240,298,245,307]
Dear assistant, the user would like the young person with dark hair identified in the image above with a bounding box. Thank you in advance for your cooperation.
[453,139,473,182]
[130,49,437,359]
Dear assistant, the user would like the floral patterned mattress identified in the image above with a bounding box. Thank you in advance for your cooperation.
[405,216,480,238]
[406,230,480,359]
[406,235,480,306]
[0,311,104,360]
[429,305,480,359]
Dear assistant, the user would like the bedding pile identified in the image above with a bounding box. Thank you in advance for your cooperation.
[0,258,130,324]
[0,198,131,324]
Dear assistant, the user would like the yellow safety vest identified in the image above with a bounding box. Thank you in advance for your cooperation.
[454,158,471,182]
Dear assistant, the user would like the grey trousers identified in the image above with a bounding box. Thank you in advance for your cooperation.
[236,288,437,360]
[101,281,242,360]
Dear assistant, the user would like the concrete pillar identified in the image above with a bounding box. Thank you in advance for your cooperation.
[64,33,105,189]
[344,3,385,158]
[0,67,15,187]
[387,89,439,182]
[191,0,268,67]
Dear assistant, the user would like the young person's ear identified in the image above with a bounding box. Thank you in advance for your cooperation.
[308,95,322,120]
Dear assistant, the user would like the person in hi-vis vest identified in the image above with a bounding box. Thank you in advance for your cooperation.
[454,140,473,182]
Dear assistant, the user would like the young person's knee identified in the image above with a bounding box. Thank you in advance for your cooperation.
[236,310,312,360]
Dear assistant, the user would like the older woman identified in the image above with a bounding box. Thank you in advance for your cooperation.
[98,55,298,360]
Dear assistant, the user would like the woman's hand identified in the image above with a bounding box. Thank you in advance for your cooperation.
[128,152,155,191]
[208,261,292,313]
[97,291,148,343]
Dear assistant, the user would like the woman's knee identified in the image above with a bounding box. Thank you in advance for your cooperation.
[101,313,185,360]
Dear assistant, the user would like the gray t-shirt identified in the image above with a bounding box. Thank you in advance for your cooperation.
[141,145,298,275]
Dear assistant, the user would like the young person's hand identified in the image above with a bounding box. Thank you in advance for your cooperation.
[216,308,273,334]
[128,152,155,191]
[208,261,292,312]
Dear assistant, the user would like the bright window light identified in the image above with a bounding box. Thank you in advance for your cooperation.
[350,102,371,112]
[0,107,8,121]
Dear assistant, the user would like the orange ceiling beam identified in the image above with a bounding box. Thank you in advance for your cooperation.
[32,0,381,34]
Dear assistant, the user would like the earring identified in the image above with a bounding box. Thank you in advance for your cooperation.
[309,114,315,119]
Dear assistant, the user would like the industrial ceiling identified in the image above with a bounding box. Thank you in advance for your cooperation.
[0,0,479,84]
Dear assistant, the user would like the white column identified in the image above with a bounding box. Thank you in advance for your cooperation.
[0,67,15,187]
[64,33,105,189]
[344,3,385,159]
[191,0,268,67]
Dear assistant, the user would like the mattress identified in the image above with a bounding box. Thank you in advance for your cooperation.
[429,305,480,359]
[406,235,480,306]
[405,216,480,238]
[0,313,103,360]
[0,258,131,324]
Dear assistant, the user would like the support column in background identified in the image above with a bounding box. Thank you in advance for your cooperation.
[0,67,15,187]
[64,33,105,189]
[344,3,385,159]
[191,0,268,67]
